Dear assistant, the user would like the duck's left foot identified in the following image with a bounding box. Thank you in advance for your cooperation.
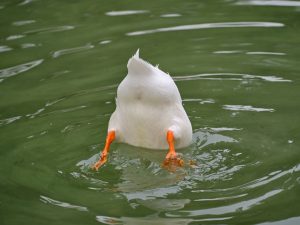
[92,153,108,171]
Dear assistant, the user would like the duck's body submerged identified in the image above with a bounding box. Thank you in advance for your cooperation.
[93,50,192,170]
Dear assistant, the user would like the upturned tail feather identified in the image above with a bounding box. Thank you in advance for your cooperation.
[127,49,157,75]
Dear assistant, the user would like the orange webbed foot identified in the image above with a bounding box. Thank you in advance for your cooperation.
[92,153,108,171]
[92,130,115,171]
[163,153,184,171]
[162,130,184,171]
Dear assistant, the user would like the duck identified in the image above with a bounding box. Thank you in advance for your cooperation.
[93,49,193,170]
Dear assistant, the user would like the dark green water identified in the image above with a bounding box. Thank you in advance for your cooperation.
[1,0,300,224]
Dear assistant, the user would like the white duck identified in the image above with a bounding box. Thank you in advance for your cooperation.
[93,50,193,170]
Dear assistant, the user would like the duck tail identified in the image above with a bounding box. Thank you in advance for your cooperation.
[127,49,155,75]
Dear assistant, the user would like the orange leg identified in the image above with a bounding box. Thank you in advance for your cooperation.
[92,130,115,171]
[163,130,184,169]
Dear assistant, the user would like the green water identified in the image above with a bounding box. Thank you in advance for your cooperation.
[1,0,300,224]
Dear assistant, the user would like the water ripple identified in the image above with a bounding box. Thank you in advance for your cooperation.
[24,25,75,35]
[223,105,275,112]
[167,189,282,217]
[246,51,286,55]
[106,10,149,16]
[201,127,242,132]
[173,72,292,82]
[21,43,39,49]
[193,130,238,149]
[39,105,87,117]
[26,108,45,119]
[192,163,300,193]
[124,186,182,201]
[24,97,65,120]
[126,22,284,36]
[214,50,242,54]
[183,98,215,104]
[0,59,43,79]
[69,171,108,186]
[40,195,88,212]
[0,45,12,53]
[96,215,192,225]
[1,97,66,128]
[96,214,232,225]
[0,116,22,127]
[160,13,182,18]
[257,216,300,225]
[18,0,35,6]
[12,20,36,26]
[137,199,191,211]
[52,43,94,58]
[213,50,286,55]
[60,105,87,113]
[243,163,300,189]
[194,193,248,202]
[99,40,111,45]
[236,0,300,7]
[6,34,25,41]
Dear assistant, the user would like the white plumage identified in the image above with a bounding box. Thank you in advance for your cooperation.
[107,49,192,149]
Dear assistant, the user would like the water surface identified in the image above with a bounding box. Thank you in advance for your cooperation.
[1,0,300,224]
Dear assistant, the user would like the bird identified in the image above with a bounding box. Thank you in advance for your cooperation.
[93,49,193,170]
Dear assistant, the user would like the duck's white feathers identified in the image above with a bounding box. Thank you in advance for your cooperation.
[108,50,192,149]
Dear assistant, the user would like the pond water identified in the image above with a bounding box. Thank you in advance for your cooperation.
[1,0,300,224]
